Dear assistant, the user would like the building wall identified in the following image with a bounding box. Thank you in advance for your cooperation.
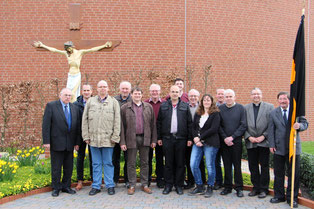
[0,0,312,142]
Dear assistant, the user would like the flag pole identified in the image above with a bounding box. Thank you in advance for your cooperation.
[290,128,297,208]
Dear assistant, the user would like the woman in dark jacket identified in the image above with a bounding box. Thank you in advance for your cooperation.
[189,94,220,198]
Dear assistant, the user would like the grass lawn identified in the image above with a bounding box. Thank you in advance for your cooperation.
[302,141,314,155]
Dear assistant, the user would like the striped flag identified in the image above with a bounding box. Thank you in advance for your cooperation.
[288,15,306,161]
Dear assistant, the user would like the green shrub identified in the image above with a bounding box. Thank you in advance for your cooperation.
[34,161,51,174]
[300,153,314,199]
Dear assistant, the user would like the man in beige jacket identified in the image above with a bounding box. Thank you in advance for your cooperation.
[82,80,120,196]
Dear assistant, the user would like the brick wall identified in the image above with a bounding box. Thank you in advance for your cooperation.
[0,0,312,144]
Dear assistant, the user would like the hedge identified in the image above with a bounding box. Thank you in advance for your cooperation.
[299,153,314,198]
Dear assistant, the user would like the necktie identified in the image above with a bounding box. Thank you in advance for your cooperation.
[64,105,70,130]
[283,109,288,125]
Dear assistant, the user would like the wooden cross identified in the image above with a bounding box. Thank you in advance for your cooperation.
[31,3,120,51]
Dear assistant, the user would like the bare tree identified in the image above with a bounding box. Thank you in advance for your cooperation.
[186,65,195,91]
[146,67,159,85]
[203,65,212,94]
[0,84,15,146]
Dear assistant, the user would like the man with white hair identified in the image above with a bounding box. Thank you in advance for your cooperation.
[184,89,206,189]
[244,88,274,198]
[113,81,132,187]
[219,89,247,197]
[42,88,81,197]
[82,80,121,196]
[144,84,166,188]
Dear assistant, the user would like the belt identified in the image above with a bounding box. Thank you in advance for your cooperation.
[170,133,177,137]
[136,134,144,137]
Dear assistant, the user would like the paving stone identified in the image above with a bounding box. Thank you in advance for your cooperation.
[0,181,309,209]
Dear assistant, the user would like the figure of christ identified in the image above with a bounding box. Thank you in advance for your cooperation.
[33,41,112,102]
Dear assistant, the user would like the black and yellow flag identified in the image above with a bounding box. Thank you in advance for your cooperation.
[288,15,306,161]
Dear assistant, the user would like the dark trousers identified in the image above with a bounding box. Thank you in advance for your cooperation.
[128,136,150,187]
[221,140,243,190]
[77,141,93,181]
[112,143,128,183]
[185,146,206,184]
[163,137,186,188]
[148,143,164,183]
[247,146,270,193]
[215,148,223,185]
[273,154,300,201]
[50,150,73,190]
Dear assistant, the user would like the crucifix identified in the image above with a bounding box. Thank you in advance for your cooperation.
[32,3,121,102]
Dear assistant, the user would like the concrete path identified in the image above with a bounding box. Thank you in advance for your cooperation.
[0,183,308,209]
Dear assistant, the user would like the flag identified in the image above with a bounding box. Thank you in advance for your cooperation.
[288,15,306,161]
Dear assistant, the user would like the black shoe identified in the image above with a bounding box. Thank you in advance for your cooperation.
[162,186,172,195]
[89,188,101,196]
[184,182,195,190]
[220,188,232,195]
[248,190,259,197]
[287,200,298,208]
[213,184,223,190]
[51,189,60,197]
[175,187,184,195]
[148,181,151,187]
[236,190,244,197]
[204,185,213,198]
[188,184,204,196]
[157,181,165,188]
[108,187,115,195]
[258,191,267,198]
[62,187,76,194]
[270,197,285,203]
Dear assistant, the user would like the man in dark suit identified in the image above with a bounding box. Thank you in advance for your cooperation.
[42,88,80,197]
[244,88,274,198]
[268,91,308,208]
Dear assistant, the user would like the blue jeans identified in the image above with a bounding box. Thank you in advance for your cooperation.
[90,146,115,189]
[190,144,218,186]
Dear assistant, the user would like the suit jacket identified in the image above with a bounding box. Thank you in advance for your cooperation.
[42,100,81,151]
[244,102,274,149]
[268,107,308,156]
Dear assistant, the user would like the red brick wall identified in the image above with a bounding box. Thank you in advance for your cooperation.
[0,0,312,144]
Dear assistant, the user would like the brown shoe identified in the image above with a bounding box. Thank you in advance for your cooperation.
[142,186,152,194]
[75,180,83,191]
[127,187,135,195]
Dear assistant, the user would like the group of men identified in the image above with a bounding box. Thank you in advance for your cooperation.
[42,78,307,208]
